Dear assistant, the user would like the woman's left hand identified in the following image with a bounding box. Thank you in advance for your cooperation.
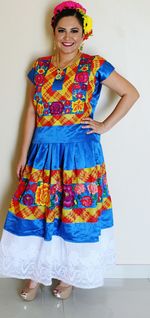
[80,117,107,134]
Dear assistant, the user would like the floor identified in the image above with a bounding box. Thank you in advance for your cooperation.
[0,278,150,318]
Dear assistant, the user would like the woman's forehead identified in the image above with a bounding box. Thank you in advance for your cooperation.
[56,16,82,27]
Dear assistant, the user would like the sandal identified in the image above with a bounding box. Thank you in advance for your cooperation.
[19,281,40,301]
[52,281,73,299]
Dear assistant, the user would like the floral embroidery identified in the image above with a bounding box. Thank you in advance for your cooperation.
[75,71,89,83]
[37,103,44,116]
[72,100,84,112]
[50,102,64,114]
[80,196,93,207]
[23,194,34,206]
[63,185,75,208]
[87,183,98,195]
[34,74,45,85]
[35,183,50,206]
[74,184,85,194]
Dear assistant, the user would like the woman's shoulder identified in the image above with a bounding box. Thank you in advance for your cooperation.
[31,55,51,68]
[82,52,106,66]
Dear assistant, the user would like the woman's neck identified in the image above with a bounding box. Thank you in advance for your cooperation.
[54,49,80,68]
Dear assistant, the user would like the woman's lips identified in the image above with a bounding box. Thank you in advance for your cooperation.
[62,42,74,47]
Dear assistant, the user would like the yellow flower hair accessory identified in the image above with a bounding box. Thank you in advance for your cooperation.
[83,15,93,39]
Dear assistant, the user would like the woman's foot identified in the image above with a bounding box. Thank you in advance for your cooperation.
[52,281,73,299]
[20,280,40,301]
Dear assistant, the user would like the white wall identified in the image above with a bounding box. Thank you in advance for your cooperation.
[0,0,150,269]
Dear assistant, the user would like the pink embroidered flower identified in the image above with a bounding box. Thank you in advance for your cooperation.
[51,185,57,195]
[56,183,63,192]
[103,174,107,185]
[50,102,64,114]
[63,185,74,207]
[34,74,45,85]
[81,196,93,207]
[87,183,98,195]
[22,194,34,206]
[76,92,83,99]
[55,194,59,203]
[74,184,85,194]
[75,72,88,83]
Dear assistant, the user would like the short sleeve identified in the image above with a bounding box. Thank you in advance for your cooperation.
[96,57,115,82]
[27,59,38,84]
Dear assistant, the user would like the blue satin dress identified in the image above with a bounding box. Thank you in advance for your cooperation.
[0,52,116,288]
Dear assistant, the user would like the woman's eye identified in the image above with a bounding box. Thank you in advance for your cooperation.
[58,29,65,33]
[71,30,78,33]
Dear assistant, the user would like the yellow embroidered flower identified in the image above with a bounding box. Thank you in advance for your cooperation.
[72,100,84,112]
[35,183,50,207]
[37,104,44,115]
[83,15,93,35]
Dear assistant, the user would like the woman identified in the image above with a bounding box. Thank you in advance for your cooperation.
[0,1,139,300]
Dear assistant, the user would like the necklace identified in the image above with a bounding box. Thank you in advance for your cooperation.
[54,51,81,80]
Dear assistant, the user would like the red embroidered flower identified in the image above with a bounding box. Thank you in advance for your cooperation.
[34,74,45,85]
[73,83,81,90]
[75,72,88,83]
[81,195,93,207]
[65,100,71,106]
[98,185,103,200]
[38,61,44,66]
[50,102,64,114]
[81,84,87,90]
[14,180,26,199]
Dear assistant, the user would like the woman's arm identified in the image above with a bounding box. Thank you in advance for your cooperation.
[16,83,36,180]
[81,71,140,134]
[101,71,140,131]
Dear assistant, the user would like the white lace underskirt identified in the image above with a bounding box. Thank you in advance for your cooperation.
[0,227,116,289]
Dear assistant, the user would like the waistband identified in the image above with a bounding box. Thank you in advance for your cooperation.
[31,124,101,144]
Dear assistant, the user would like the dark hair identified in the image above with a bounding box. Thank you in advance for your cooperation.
[51,9,84,33]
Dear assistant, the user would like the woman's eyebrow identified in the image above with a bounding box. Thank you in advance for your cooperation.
[57,27,80,30]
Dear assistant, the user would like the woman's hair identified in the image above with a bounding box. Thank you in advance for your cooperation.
[51,8,84,34]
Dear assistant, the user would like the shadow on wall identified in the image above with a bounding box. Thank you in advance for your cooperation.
[0,1,56,236]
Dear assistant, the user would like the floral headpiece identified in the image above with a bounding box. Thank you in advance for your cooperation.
[51,1,93,40]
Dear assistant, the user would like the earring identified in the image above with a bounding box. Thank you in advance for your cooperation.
[79,42,84,51]
[53,41,56,52]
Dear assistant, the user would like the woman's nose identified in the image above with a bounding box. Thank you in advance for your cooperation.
[64,32,71,40]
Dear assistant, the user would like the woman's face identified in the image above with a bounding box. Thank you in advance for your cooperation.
[54,16,84,54]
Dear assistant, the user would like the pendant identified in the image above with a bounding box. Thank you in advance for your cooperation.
[56,73,62,80]
[55,68,64,80]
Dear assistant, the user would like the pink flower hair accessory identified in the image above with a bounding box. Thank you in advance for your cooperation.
[54,1,86,16]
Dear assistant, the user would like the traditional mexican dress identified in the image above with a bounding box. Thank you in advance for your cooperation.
[0,52,116,288]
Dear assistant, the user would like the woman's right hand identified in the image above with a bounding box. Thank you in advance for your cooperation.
[16,155,27,181]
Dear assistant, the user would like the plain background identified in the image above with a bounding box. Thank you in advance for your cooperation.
[0,0,149,271]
